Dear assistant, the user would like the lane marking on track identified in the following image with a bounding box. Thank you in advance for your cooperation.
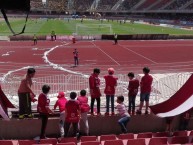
[119,44,158,64]
[91,41,121,66]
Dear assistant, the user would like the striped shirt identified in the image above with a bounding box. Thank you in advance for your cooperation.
[116,103,130,117]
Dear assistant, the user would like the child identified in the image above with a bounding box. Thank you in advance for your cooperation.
[64,92,80,137]
[54,92,67,137]
[104,68,118,116]
[37,84,54,139]
[116,95,130,134]
[18,68,36,119]
[127,72,139,115]
[77,90,90,136]
[89,68,101,115]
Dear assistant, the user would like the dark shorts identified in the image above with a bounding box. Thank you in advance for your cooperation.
[140,93,150,102]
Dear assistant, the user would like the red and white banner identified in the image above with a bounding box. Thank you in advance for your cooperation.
[150,74,193,118]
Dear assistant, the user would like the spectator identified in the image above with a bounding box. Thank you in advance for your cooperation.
[89,68,101,116]
[37,84,53,139]
[165,117,174,136]
[64,92,80,137]
[73,48,79,66]
[116,95,130,134]
[179,109,192,130]
[136,67,153,115]
[77,90,90,136]
[54,92,67,137]
[18,68,36,119]
[127,72,139,115]
[104,68,118,116]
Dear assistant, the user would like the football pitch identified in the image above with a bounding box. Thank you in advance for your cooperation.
[0,18,193,36]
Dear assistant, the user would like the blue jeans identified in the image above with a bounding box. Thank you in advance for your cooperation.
[106,95,114,113]
[118,116,130,133]
[128,96,136,112]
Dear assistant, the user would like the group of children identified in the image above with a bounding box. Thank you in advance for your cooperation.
[16,66,153,138]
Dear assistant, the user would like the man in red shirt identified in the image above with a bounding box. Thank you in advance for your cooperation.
[127,72,139,115]
[37,84,53,139]
[104,68,118,116]
[73,48,79,66]
[89,68,101,116]
[136,67,153,115]
[64,92,80,137]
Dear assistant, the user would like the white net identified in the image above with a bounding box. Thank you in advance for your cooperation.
[76,24,113,35]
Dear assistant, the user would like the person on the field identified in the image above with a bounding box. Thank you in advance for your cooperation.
[104,68,118,116]
[136,67,153,115]
[18,68,36,119]
[51,30,56,41]
[89,68,101,116]
[37,85,54,139]
[33,34,37,45]
[127,72,139,115]
[73,48,79,66]
[114,33,118,45]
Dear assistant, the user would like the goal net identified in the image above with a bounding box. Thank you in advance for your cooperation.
[76,24,113,35]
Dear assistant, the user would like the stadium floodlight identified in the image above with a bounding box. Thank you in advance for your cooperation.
[76,24,113,35]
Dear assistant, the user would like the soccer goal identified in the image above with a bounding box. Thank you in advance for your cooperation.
[76,24,113,35]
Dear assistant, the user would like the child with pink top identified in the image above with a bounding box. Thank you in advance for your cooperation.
[54,92,67,137]
[77,90,90,136]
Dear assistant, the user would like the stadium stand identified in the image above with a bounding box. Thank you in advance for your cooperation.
[117,133,135,140]
[164,0,191,10]
[75,0,94,11]
[118,0,141,11]
[39,138,58,145]
[80,136,98,142]
[97,0,118,11]
[136,0,157,10]
[149,0,170,10]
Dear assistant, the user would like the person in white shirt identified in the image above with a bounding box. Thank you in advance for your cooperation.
[116,95,130,133]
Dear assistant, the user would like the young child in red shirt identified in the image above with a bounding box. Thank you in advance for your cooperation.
[77,90,90,135]
[54,92,67,137]
[37,84,54,139]
[127,72,139,115]
[64,92,80,137]
[104,68,118,116]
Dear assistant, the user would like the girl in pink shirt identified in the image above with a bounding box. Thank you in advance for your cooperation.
[54,92,67,137]
[77,90,90,135]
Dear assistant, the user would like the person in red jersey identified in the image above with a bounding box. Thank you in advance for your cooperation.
[77,89,90,135]
[73,48,79,66]
[18,68,36,119]
[127,72,139,115]
[104,68,118,116]
[89,68,101,116]
[136,67,153,115]
[54,92,67,137]
[64,92,80,137]
[37,84,54,139]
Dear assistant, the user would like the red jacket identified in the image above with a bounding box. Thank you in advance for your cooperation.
[37,93,50,114]
[104,75,118,95]
[89,73,101,98]
[128,79,139,96]
[140,74,153,93]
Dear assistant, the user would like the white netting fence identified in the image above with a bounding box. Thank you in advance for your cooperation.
[1,72,192,109]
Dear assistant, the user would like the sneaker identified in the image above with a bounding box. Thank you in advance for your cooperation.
[111,112,115,116]
[18,114,24,119]
[145,110,149,115]
[90,113,95,116]
[105,112,109,116]
[136,110,142,115]
[27,114,34,118]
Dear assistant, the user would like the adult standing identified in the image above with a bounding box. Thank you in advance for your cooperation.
[18,68,36,119]
[89,68,101,116]
[136,67,153,115]
[73,48,79,66]
[114,33,118,45]
[104,68,118,116]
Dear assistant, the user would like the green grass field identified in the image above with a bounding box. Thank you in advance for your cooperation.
[0,18,193,36]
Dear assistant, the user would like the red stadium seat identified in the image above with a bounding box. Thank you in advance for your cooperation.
[59,137,77,144]
[39,138,58,145]
[18,140,38,145]
[117,133,134,140]
[80,141,100,145]
[169,136,189,144]
[100,134,117,142]
[104,139,124,145]
[0,140,14,145]
[56,143,76,145]
[127,139,146,145]
[80,136,97,142]
[137,132,153,138]
[173,130,188,136]
[152,132,169,137]
[148,137,168,145]
[189,130,193,136]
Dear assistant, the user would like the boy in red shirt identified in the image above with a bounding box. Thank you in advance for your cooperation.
[128,72,139,115]
[64,92,80,137]
[89,68,101,115]
[54,92,67,137]
[104,68,118,116]
[37,85,54,139]
[136,67,153,115]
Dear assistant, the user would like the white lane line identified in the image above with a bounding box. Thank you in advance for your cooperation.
[119,44,158,64]
[91,41,121,66]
